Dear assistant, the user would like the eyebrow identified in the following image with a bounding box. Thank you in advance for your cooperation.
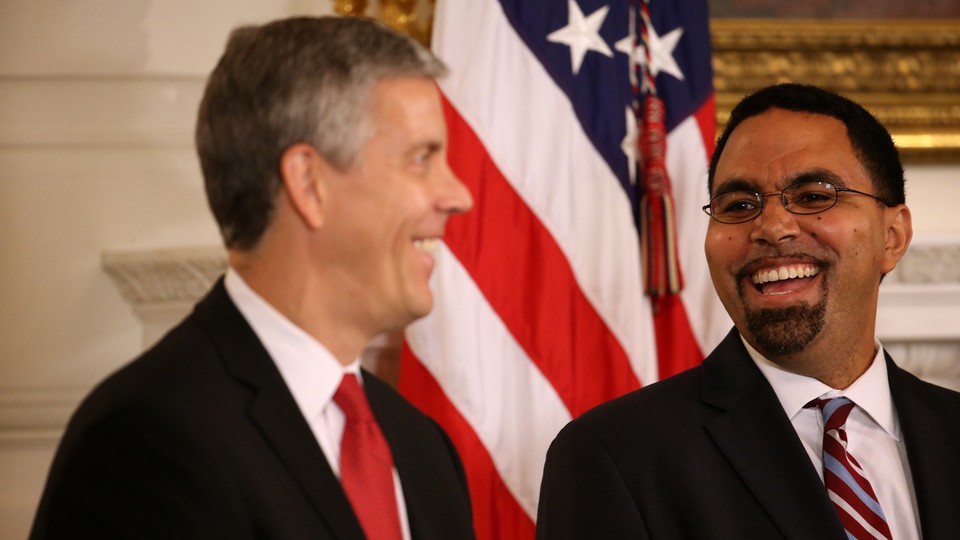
[712,178,758,197]
[712,168,846,196]
[789,168,844,188]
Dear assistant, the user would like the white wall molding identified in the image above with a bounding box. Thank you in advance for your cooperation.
[94,236,960,394]
[0,247,226,444]
[0,386,88,445]
[102,246,228,346]
[5,238,958,443]
[887,235,960,284]
[101,246,227,304]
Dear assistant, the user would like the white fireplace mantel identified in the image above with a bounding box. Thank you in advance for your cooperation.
[101,246,229,347]
[99,239,960,393]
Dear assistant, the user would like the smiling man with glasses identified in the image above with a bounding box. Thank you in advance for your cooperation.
[537,83,960,540]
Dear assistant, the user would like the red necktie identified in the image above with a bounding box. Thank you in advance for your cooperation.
[806,397,893,540]
[334,374,403,540]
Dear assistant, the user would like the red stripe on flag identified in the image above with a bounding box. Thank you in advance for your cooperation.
[439,95,642,416]
[398,344,536,539]
[653,94,716,379]
[693,93,717,159]
[652,294,704,379]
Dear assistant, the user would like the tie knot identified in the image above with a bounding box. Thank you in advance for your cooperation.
[805,396,855,431]
[334,374,374,423]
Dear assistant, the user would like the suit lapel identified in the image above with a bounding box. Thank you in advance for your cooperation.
[701,330,846,540]
[888,356,960,540]
[193,280,366,540]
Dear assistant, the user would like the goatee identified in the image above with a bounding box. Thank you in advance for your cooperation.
[738,268,828,356]
[742,298,826,356]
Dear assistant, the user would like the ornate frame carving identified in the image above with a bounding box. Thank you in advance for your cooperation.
[712,19,960,162]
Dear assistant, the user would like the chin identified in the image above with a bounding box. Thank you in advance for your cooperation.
[405,294,434,322]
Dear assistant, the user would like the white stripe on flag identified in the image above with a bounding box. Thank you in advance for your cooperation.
[666,116,732,352]
[433,0,658,385]
[405,243,571,519]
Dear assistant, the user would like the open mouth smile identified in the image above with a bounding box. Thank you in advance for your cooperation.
[413,238,440,254]
[750,263,820,294]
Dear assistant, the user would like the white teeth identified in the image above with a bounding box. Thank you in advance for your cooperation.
[413,238,440,254]
[752,264,819,285]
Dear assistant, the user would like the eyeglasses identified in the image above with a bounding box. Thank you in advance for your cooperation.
[702,180,890,224]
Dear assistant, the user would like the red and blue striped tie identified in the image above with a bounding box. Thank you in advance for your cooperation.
[807,397,893,540]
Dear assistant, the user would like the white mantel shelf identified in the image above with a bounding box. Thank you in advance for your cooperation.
[99,239,960,351]
[6,239,959,444]
[98,239,960,393]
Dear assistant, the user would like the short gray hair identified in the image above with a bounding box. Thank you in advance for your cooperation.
[196,16,447,250]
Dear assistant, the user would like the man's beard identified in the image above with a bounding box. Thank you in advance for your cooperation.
[739,284,827,357]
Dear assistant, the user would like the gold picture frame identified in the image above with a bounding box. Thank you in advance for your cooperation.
[712,19,960,162]
[334,2,960,163]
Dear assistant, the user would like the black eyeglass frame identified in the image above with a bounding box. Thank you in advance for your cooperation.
[702,180,891,224]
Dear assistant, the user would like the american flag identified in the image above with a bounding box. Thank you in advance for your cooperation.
[399,1,730,537]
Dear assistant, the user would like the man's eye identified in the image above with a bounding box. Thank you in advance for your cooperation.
[791,189,834,207]
[411,151,432,169]
[720,197,758,215]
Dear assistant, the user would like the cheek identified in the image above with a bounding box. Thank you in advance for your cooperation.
[815,218,882,271]
[705,229,740,268]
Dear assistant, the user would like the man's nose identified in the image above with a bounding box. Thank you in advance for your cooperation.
[750,194,800,245]
[436,164,473,215]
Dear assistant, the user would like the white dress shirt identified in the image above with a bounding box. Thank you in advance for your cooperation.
[225,269,411,539]
[745,337,922,539]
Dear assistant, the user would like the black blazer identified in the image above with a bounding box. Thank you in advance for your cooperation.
[536,328,960,540]
[31,279,475,539]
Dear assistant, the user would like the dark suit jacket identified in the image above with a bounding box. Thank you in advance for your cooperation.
[536,328,960,540]
[31,279,475,539]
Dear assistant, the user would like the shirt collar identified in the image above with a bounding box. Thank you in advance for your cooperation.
[744,335,899,440]
[224,268,362,420]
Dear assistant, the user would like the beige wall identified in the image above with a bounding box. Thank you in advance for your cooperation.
[0,2,957,538]
[0,2,335,537]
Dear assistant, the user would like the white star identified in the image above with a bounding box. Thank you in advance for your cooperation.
[621,107,639,184]
[639,24,685,82]
[614,33,635,59]
[614,32,649,92]
[547,1,613,75]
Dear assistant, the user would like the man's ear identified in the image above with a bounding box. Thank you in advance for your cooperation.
[880,204,913,275]
[279,143,328,230]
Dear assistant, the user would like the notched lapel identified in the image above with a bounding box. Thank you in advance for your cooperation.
[362,371,474,540]
[702,331,845,540]
[889,358,960,539]
[248,388,366,540]
[195,280,366,540]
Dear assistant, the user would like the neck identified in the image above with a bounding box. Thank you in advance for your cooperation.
[229,247,374,367]
[765,337,877,390]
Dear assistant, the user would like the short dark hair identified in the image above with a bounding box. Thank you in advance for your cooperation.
[196,16,447,250]
[708,83,904,206]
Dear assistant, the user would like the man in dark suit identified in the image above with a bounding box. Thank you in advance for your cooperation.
[31,16,475,539]
[536,84,960,539]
